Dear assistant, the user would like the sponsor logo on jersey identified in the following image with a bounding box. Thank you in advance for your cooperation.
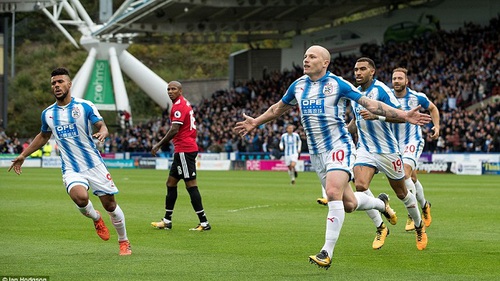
[55,123,79,139]
[301,99,325,115]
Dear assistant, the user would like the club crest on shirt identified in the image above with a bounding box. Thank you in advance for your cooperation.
[408,96,419,108]
[71,107,81,119]
[323,83,333,96]
[367,90,377,100]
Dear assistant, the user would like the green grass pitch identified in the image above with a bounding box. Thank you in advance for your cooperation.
[1,168,499,280]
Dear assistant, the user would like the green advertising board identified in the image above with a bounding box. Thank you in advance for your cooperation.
[84,60,116,110]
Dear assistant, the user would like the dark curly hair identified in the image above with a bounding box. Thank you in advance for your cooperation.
[51,67,70,77]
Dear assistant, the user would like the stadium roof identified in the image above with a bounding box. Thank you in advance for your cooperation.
[1,0,437,44]
[97,0,432,44]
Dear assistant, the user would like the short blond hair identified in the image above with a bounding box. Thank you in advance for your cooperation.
[392,67,408,76]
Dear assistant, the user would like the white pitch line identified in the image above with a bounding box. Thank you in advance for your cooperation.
[227,205,271,212]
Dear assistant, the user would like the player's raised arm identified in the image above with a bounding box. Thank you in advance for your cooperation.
[358,96,431,125]
[234,100,293,136]
[359,109,406,123]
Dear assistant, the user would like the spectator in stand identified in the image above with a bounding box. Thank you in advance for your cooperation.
[22,138,32,152]
[0,139,7,154]
[0,126,7,141]
[41,142,52,156]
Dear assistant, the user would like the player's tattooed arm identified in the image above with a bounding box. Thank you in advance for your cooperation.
[357,96,431,125]
[358,97,399,118]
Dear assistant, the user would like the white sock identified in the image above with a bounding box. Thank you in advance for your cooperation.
[108,205,128,242]
[288,170,294,180]
[366,209,384,228]
[405,178,416,195]
[321,186,327,199]
[354,191,384,227]
[415,180,426,207]
[322,201,345,258]
[401,192,422,227]
[77,201,99,221]
[354,191,386,211]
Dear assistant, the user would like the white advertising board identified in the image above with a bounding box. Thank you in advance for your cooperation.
[450,161,482,175]
[433,153,500,163]
[197,153,222,160]
[155,158,170,170]
[42,156,62,168]
[0,158,41,168]
[196,160,231,171]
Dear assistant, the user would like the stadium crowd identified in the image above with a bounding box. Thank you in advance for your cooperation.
[1,16,499,156]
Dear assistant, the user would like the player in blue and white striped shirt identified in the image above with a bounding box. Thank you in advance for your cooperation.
[9,67,131,255]
[350,58,427,251]
[235,46,431,269]
[40,98,105,174]
[279,124,302,184]
[391,67,440,231]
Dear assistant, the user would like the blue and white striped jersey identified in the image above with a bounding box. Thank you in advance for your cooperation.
[279,132,301,156]
[281,71,362,154]
[391,87,430,146]
[352,79,401,154]
[41,97,105,173]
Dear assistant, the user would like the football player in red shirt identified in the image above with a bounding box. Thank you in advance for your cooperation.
[151,81,211,231]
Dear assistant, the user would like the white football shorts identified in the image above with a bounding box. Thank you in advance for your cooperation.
[284,153,299,166]
[63,163,119,196]
[310,147,355,187]
[400,140,425,170]
[354,147,405,180]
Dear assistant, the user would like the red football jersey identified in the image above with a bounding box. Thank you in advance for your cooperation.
[170,95,198,153]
